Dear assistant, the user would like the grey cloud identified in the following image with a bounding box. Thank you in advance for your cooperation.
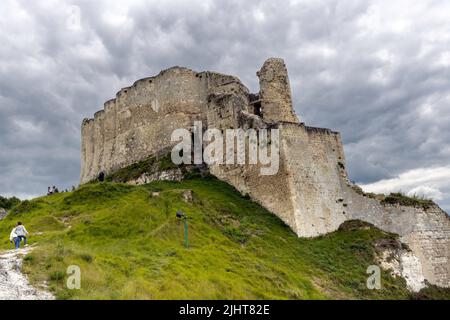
[0,0,449,212]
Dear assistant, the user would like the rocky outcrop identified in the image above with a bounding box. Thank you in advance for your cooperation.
[345,186,450,288]
[126,169,184,186]
[375,238,426,292]
[0,209,7,220]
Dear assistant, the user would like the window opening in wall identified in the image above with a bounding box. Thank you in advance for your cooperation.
[249,94,262,117]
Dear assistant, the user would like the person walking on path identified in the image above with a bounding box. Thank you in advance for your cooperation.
[9,222,29,250]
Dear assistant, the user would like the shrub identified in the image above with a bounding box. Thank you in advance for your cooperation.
[10,200,41,215]
[381,192,434,210]
[63,183,132,206]
[0,196,21,210]
[158,153,178,171]
[79,253,93,263]
[49,270,65,281]
[108,157,156,182]
[241,193,251,200]
[23,254,35,263]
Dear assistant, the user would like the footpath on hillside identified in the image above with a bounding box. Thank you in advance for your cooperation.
[0,247,54,300]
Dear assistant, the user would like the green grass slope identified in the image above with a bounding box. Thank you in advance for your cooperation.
[0,176,448,300]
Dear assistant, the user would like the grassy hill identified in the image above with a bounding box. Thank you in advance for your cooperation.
[0,175,448,300]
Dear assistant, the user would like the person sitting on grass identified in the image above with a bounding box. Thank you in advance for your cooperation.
[9,222,29,250]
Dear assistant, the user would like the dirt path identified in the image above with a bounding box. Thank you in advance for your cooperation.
[0,247,54,300]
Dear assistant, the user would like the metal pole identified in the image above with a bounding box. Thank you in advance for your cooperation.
[184,217,189,249]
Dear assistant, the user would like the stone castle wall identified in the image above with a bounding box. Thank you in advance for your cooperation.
[81,68,249,184]
[345,187,450,288]
[81,58,449,288]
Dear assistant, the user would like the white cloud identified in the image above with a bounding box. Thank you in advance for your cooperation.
[2,192,39,200]
[360,166,450,206]
[407,186,443,201]
[13,119,43,134]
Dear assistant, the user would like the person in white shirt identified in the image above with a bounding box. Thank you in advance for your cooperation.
[9,222,29,249]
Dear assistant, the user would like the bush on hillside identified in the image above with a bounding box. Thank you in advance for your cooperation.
[10,199,41,215]
[381,192,434,210]
[0,195,21,210]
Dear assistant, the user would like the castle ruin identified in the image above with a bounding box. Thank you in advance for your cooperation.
[81,58,450,289]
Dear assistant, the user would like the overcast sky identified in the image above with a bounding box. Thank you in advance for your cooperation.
[0,0,449,212]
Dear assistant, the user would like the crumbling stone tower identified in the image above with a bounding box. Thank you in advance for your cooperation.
[257,58,299,123]
[81,58,450,289]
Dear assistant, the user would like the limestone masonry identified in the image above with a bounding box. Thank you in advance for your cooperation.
[81,58,450,289]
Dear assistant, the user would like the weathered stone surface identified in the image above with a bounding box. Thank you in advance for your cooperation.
[257,58,299,123]
[126,169,184,186]
[0,209,7,220]
[181,190,194,203]
[344,186,450,288]
[80,58,450,288]
[376,239,426,292]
